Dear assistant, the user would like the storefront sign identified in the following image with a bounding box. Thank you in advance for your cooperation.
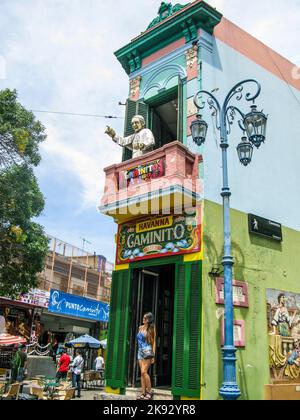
[17,289,50,308]
[1,288,50,308]
[215,278,249,308]
[120,158,165,188]
[48,289,110,322]
[116,209,201,264]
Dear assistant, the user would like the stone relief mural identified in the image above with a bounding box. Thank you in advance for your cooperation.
[266,289,300,381]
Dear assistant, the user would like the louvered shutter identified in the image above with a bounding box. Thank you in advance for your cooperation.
[177,77,183,142]
[172,262,201,398]
[122,99,149,162]
[106,269,131,388]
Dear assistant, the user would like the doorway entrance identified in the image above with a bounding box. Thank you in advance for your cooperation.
[127,264,175,389]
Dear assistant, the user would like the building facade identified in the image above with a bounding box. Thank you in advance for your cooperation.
[99,1,300,400]
[0,236,112,356]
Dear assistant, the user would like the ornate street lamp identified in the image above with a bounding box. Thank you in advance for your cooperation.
[236,136,253,166]
[190,114,208,146]
[243,105,267,148]
[191,79,267,400]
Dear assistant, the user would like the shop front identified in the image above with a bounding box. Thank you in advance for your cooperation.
[105,209,203,399]
[42,289,110,355]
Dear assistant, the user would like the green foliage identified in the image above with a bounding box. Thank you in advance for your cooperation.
[0,89,48,297]
[0,89,46,168]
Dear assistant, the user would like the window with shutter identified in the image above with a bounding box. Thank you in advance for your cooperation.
[106,269,131,388]
[172,261,201,398]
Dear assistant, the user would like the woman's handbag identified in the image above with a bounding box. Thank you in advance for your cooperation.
[141,348,154,360]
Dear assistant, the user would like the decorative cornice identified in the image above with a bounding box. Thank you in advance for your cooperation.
[147,2,190,30]
[115,1,222,75]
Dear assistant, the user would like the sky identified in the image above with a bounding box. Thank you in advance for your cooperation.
[0,0,300,262]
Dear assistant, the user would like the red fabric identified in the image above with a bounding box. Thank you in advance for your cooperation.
[58,353,70,372]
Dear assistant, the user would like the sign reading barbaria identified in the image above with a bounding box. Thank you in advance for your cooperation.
[116,210,201,263]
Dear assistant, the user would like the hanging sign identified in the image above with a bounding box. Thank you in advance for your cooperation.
[116,208,201,264]
[120,158,165,188]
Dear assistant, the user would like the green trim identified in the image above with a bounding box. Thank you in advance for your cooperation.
[115,2,222,75]
[182,80,187,145]
[130,255,183,269]
[147,2,190,30]
[144,85,178,107]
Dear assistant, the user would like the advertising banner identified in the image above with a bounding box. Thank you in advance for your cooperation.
[48,289,110,322]
[116,208,201,264]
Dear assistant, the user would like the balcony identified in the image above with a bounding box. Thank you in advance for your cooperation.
[99,141,203,223]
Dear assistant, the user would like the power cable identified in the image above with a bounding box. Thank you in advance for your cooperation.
[30,109,124,119]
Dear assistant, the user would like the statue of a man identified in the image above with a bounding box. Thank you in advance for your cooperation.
[105,115,155,159]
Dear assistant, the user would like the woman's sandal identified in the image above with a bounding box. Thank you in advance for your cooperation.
[144,392,153,400]
[136,393,146,400]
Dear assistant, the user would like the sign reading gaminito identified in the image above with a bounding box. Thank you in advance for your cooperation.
[116,209,201,264]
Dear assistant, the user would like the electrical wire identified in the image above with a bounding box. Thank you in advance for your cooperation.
[30,109,124,119]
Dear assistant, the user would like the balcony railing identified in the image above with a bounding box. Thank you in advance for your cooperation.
[99,141,203,221]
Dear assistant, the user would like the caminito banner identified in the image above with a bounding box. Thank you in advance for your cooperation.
[116,208,201,264]
[48,289,110,322]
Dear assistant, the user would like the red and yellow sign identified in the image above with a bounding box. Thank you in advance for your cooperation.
[116,209,201,264]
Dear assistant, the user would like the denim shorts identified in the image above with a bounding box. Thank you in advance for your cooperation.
[137,345,152,360]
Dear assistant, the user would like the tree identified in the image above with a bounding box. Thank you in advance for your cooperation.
[0,89,48,297]
[0,89,46,169]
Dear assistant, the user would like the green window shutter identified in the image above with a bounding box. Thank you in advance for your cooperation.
[122,99,149,162]
[106,269,131,388]
[172,262,201,398]
[136,101,149,128]
[177,77,183,142]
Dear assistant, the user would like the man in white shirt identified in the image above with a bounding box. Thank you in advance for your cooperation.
[71,349,84,398]
[94,354,105,371]
[105,115,155,159]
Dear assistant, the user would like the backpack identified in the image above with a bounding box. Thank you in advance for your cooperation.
[11,351,21,372]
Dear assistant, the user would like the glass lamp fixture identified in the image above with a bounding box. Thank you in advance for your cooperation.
[243,105,267,148]
[237,136,253,166]
[190,114,208,146]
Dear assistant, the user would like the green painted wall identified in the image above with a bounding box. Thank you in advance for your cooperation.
[202,200,300,400]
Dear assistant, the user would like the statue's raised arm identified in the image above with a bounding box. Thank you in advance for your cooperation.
[105,115,155,158]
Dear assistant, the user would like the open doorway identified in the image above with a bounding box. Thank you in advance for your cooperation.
[151,96,178,148]
[127,264,175,389]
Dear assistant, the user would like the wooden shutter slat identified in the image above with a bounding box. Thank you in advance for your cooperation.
[172,262,201,398]
[106,269,131,388]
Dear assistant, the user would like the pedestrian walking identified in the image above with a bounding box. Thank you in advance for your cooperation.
[11,343,28,383]
[56,348,70,381]
[71,349,84,398]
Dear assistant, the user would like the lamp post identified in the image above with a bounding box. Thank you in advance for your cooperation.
[191,79,267,400]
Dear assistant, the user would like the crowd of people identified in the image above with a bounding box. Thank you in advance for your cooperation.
[8,343,105,399]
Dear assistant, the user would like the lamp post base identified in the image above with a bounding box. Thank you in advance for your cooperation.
[219,383,241,400]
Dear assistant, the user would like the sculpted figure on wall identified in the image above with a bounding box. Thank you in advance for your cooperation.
[105,115,155,159]
[267,290,300,381]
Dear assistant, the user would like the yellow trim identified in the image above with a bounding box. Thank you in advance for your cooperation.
[183,252,202,262]
[105,387,120,395]
[181,396,200,400]
[115,264,129,271]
